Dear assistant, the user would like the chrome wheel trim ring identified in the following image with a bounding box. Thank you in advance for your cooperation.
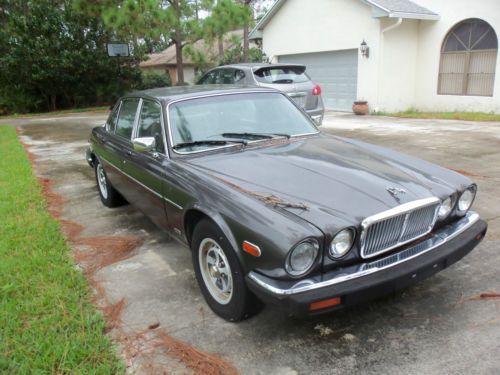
[96,163,108,200]
[198,238,233,305]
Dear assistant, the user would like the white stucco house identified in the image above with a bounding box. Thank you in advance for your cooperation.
[249,0,500,113]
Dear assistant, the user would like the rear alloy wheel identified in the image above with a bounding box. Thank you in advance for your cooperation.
[94,159,125,207]
[191,219,262,321]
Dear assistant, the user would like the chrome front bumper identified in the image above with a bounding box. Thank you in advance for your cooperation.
[248,211,481,296]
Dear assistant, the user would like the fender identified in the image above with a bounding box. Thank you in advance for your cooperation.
[182,202,244,265]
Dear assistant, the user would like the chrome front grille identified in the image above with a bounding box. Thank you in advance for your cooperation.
[360,197,440,259]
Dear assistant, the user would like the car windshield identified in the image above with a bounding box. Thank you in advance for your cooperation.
[254,67,309,84]
[168,92,318,153]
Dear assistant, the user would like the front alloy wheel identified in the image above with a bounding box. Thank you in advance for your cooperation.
[191,219,262,321]
[199,238,233,304]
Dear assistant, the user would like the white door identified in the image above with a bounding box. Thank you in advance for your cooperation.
[279,49,358,111]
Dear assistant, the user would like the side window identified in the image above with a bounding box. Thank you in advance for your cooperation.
[115,99,139,140]
[106,103,120,132]
[136,100,165,154]
[199,71,217,84]
[218,69,235,84]
[234,69,245,83]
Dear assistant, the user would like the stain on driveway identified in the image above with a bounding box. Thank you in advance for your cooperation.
[3,112,500,374]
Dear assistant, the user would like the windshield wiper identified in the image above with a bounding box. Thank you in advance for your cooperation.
[172,139,247,150]
[222,132,291,140]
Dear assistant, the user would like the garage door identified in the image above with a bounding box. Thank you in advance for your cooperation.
[279,49,358,111]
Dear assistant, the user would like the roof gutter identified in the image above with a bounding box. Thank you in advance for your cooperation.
[375,17,403,112]
[381,16,403,34]
[389,12,439,20]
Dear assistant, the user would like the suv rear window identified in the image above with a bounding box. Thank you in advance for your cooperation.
[254,66,309,84]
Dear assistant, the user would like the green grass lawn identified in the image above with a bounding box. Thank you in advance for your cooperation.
[0,126,123,373]
[0,106,110,120]
[375,109,500,122]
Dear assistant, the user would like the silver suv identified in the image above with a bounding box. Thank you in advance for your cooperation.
[197,63,324,125]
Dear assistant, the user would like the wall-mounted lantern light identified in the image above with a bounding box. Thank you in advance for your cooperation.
[360,40,369,58]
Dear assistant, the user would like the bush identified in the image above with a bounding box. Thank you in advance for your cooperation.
[0,1,143,115]
[137,71,172,90]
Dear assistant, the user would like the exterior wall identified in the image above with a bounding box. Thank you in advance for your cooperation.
[414,0,500,113]
[169,66,196,85]
[377,18,420,112]
[262,0,382,110]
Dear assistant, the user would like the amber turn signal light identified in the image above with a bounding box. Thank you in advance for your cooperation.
[309,297,342,311]
[242,241,261,257]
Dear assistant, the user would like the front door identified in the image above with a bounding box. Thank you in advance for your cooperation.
[123,99,169,230]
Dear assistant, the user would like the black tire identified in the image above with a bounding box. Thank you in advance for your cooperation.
[191,219,263,322]
[94,158,126,207]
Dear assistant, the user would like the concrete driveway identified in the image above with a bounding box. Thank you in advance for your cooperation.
[2,112,499,374]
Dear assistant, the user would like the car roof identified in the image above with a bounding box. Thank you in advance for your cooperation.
[126,85,279,103]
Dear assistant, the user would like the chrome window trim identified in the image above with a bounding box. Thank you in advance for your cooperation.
[360,197,441,259]
[248,211,480,296]
[106,101,122,133]
[130,98,143,140]
[165,91,320,156]
[114,97,141,142]
[133,98,170,159]
[100,156,182,210]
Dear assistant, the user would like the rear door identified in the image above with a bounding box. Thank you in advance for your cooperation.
[123,99,169,230]
[93,102,122,188]
[105,98,140,201]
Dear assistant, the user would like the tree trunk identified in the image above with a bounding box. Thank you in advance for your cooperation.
[172,0,184,85]
[243,20,249,63]
[242,0,251,63]
[175,37,184,85]
[50,94,57,111]
[218,35,224,58]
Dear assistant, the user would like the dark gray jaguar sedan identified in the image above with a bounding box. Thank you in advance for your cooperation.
[86,86,487,322]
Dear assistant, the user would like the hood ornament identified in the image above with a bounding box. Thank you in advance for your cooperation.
[387,187,407,202]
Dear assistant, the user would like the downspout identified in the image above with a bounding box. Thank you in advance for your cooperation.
[375,17,403,112]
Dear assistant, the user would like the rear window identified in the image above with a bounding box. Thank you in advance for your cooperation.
[254,67,309,84]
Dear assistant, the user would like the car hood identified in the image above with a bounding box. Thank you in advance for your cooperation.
[184,134,471,234]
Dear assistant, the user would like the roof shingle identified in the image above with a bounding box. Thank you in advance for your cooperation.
[364,0,439,19]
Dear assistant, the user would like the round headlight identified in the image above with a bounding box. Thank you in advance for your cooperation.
[329,228,355,258]
[458,187,475,212]
[438,197,453,219]
[286,239,319,276]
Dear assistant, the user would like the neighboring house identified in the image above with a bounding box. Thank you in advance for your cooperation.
[140,47,196,85]
[249,0,500,113]
[140,30,247,85]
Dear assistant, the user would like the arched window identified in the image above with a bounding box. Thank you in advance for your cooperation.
[438,18,498,96]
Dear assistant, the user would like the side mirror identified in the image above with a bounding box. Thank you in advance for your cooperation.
[133,137,156,153]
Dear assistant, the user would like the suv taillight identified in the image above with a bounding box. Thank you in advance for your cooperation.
[312,85,321,96]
